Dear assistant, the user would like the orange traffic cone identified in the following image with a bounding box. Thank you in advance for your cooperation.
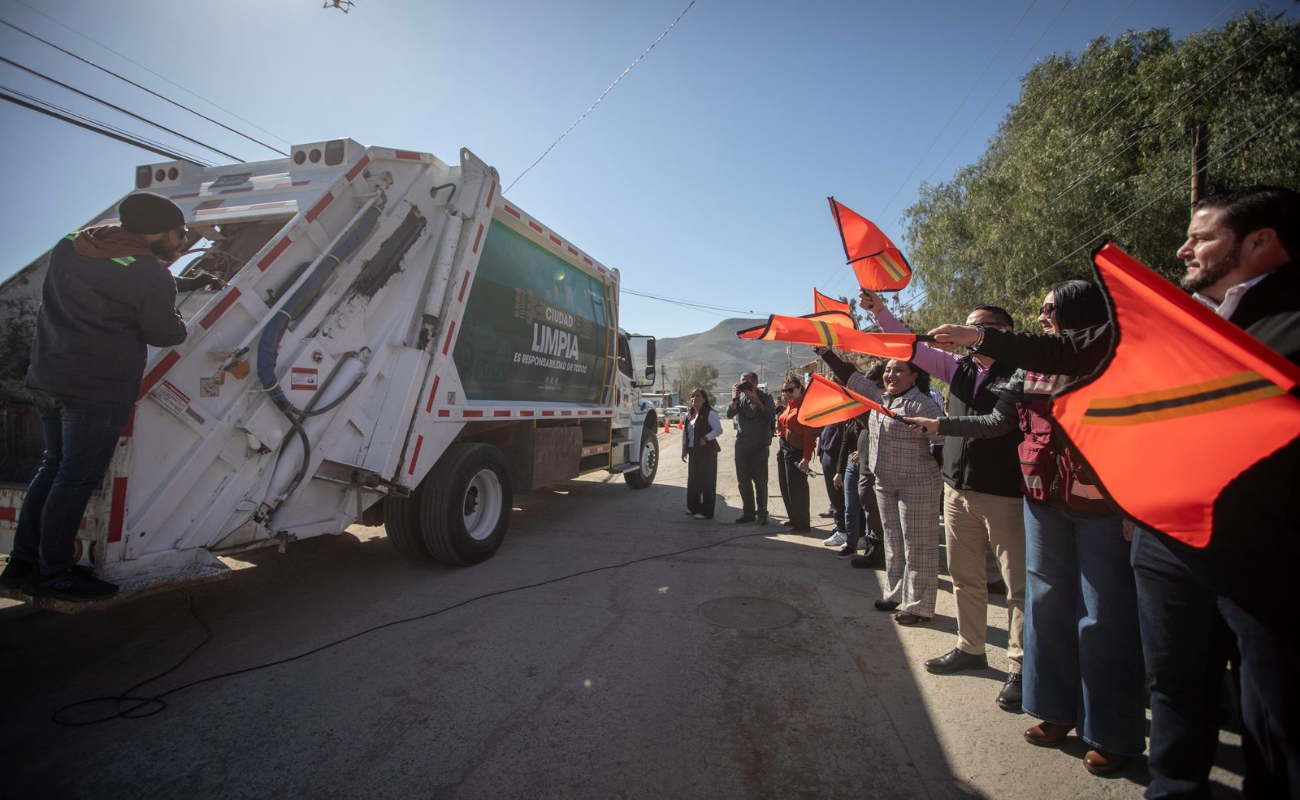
[664,418,670,433]
[678,417,684,429]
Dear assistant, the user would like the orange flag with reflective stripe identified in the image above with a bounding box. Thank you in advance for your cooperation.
[797,374,893,426]
[813,288,852,319]
[827,197,912,291]
[1052,243,1300,548]
[736,313,919,360]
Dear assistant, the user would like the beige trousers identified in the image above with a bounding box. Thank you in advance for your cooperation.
[943,484,1026,670]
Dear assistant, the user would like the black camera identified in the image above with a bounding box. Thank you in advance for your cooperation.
[736,381,753,392]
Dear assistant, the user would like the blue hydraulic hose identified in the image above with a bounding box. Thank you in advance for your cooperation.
[257,207,381,410]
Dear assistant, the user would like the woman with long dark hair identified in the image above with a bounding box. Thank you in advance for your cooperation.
[682,387,722,519]
[906,279,1145,776]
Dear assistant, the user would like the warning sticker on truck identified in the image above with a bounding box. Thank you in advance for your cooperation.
[291,367,319,391]
[149,380,191,416]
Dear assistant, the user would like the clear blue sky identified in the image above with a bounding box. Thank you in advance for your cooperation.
[0,0,1284,337]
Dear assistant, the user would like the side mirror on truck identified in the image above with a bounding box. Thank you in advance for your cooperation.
[628,335,656,387]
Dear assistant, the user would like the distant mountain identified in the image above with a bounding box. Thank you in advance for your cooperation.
[653,317,822,391]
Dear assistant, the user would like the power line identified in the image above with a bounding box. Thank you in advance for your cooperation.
[0,55,243,162]
[621,286,770,317]
[9,0,292,147]
[1,83,216,166]
[0,18,287,157]
[0,88,212,165]
[505,0,697,194]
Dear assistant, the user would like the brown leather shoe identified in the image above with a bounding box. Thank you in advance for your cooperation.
[1084,749,1126,776]
[1023,721,1073,747]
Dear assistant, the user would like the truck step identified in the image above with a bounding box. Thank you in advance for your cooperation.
[0,561,231,614]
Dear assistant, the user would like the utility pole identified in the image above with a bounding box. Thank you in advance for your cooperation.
[1191,123,1209,209]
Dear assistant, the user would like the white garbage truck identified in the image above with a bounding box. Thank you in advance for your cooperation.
[0,139,659,604]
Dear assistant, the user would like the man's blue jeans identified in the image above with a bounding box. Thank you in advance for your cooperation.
[1022,500,1146,756]
[11,391,131,575]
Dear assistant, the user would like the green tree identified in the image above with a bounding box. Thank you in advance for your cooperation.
[672,359,719,400]
[900,13,1300,332]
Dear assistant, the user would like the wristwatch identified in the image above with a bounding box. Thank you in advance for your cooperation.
[970,324,986,352]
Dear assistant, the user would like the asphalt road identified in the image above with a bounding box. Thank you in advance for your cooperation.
[1,425,1244,799]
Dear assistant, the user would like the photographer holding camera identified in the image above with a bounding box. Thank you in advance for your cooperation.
[725,371,776,525]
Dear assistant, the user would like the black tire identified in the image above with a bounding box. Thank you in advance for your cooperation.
[418,442,512,566]
[383,490,435,560]
[624,427,659,489]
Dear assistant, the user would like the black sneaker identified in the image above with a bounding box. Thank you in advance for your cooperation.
[873,599,899,612]
[837,545,856,558]
[996,672,1023,712]
[734,515,756,524]
[755,514,769,526]
[25,568,119,602]
[0,557,36,589]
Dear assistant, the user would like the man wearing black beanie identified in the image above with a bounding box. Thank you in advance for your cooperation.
[0,191,215,601]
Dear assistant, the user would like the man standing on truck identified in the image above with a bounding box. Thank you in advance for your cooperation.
[0,192,213,601]
[726,371,776,525]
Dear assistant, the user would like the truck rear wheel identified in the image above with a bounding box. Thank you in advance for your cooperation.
[383,493,435,560]
[419,443,512,566]
[623,428,659,489]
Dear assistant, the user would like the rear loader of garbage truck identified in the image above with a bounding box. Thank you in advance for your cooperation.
[0,139,657,606]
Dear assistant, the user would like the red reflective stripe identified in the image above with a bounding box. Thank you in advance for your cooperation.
[472,224,484,254]
[520,410,534,417]
[345,155,370,181]
[199,287,242,330]
[561,410,572,416]
[138,351,181,400]
[458,271,470,302]
[549,235,562,246]
[107,477,128,543]
[494,410,511,417]
[425,375,441,413]
[541,410,554,416]
[219,186,254,194]
[485,183,496,208]
[442,321,456,355]
[305,192,334,223]
[505,205,521,219]
[437,409,450,417]
[463,410,483,418]
[120,409,136,438]
[407,435,424,475]
[0,507,14,521]
[584,257,594,266]
[567,246,579,256]
[394,150,421,160]
[257,237,292,271]
[528,221,543,234]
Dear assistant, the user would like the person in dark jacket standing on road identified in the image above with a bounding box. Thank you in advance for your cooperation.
[726,371,776,525]
[815,420,847,545]
[861,288,1028,712]
[681,387,722,520]
[0,192,212,602]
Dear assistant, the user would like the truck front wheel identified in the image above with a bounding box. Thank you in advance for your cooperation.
[623,428,659,489]
[419,442,512,565]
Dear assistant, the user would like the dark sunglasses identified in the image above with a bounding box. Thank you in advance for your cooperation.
[1040,302,1056,316]
[782,386,798,393]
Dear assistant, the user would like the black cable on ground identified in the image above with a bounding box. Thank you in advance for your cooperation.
[51,529,775,726]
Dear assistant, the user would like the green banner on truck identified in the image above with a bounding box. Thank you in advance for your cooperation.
[453,220,611,403]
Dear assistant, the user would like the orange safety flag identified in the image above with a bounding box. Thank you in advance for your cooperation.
[737,313,920,360]
[1051,242,1300,548]
[827,197,912,291]
[813,288,852,319]
[797,374,893,427]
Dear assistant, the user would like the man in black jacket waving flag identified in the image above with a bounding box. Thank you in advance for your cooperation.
[930,186,1300,799]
